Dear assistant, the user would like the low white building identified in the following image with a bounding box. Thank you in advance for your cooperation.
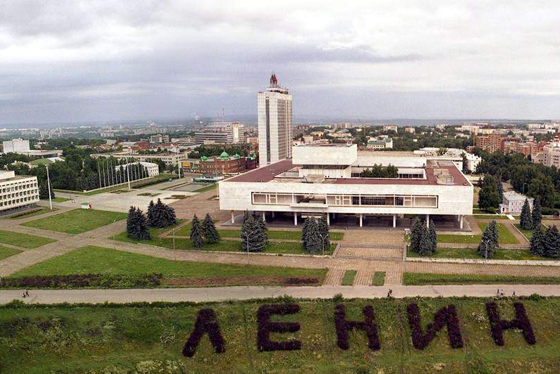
[116,162,160,177]
[219,144,473,228]
[500,191,534,215]
[2,139,30,153]
[0,171,39,213]
[367,137,393,149]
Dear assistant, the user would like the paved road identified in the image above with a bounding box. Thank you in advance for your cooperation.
[4,284,560,305]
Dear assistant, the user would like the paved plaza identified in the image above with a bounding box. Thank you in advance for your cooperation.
[1,190,560,304]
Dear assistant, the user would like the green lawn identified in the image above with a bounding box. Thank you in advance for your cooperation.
[341,270,357,286]
[0,245,23,260]
[51,197,71,203]
[5,298,560,372]
[0,230,56,249]
[193,183,217,193]
[514,223,542,241]
[22,209,127,234]
[403,272,560,285]
[408,247,549,261]
[112,230,336,255]
[175,222,344,241]
[373,271,386,286]
[7,206,57,219]
[438,222,518,245]
[473,214,509,219]
[13,246,326,280]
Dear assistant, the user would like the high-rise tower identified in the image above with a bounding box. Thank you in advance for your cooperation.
[258,74,293,167]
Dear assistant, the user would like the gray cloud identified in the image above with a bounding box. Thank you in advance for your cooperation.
[0,0,560,125]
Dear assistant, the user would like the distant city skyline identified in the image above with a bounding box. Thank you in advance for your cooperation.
[1,1,560,125]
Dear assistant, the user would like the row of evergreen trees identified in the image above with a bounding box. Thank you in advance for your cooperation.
[147,199,177,228]
[189,214,221,248]
[520,198,542,231]
[530,225,560,258]
[240,212,268,252]
[302,216,330,254]
[478,220,499,258]
[409,217,437,256]
[126,200,177,240]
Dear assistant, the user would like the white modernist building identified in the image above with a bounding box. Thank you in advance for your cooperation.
[219,144,473,228]
[258,74,293,167]
[116,162,160,178]
[0,171,39,213]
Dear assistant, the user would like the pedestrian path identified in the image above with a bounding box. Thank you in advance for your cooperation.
[353,269,374,286]
[6,284,560,305]
[385,270,403,285]
[323,268,344,286]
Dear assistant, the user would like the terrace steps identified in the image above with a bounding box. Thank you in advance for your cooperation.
[353,269,374,286]
[384,270,403,285]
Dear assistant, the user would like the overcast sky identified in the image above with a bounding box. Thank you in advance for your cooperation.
[1,0,560,125]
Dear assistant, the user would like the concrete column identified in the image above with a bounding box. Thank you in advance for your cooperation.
[262,211,266,222]
[459,215,464,229]
[359,214,363,227]
[326,213,330,225]
[271,212,275,219]
[393,214,397,228]
[333,213,336,219]
[426,214,430,228]
[231,211,235,224]
[294,212,298,226]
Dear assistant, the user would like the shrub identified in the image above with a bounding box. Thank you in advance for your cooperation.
[257,304,301,351]
[0,274,163,289]
[183,308,225,357]
[406,303,463,350]
[486,302,536,346]
[334,304,380,351]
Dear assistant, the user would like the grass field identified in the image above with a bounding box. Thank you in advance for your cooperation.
[193,183,217,193]
[51,196,71,203]
[403,272,560,285]
[3,297,560,372]
[0,230,56,249]
[473,214,509,219]
[341,270,357,286]
[112,230,336,255]
[175,222,345,241]
[0,245,22,260]
[12,246,325,282]
[514,223,541,241]
[438,222,518,245]
[373,271,386,286]
[407,247,549,261]
[7,206,57,219]
[22,208,127,234]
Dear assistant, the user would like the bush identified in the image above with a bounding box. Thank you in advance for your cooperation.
[485,207,496,214]
[541,207,559,216]
[0,273,163,289]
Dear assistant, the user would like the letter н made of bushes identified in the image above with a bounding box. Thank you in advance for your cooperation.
[334,304,380,351]
[486,302,536,346]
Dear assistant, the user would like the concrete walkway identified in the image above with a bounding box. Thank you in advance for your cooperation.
[5,284,560,305]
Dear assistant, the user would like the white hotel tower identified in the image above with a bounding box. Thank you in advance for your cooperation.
[258,74,293,167]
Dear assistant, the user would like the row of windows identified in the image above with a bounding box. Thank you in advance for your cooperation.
[0,195,38,207]
[1,181,38,193]
[0,189,39,201]
[252,193,438,208]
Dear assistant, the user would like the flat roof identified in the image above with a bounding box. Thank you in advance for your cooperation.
[226,159,470,187]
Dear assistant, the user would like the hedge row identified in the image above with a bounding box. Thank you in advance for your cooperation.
[0,273,163,289]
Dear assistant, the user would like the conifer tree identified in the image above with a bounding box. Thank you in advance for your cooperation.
[302,217,312,250]
[190,214,204,248]
[418,229,431,257]
[488,220,499,249]
[531,198,542,230]
[135,208,151,240]
[544,225,560,258]
[410,217,424,253]
[317,216,330,253]
[305,219,322,254]
[126,206,150,240]
[202,213,220,244]
[126,206,137,238]
[240,213,266,252]
[427,220,437,255]
[478,222,497,259]
[520,199,533,230]
[530,227,545,256]
[255,216,269,250]
[147,200,156,227]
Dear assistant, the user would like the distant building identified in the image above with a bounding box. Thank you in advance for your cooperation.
[0,171,39,213]
[194,122,245,144]
[534,142,560,168]
[367,137,393,150]
[258,74,293,167]
[194,152,258,176]
[475,134,503,153]
[404,127,415,134]
[116,162,160,177]
[2,139,30,154]
[500,191,533,215]
[382,125,398,133]
[149,134,170,144]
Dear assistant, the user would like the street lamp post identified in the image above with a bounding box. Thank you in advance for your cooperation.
[46,164,53,210]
